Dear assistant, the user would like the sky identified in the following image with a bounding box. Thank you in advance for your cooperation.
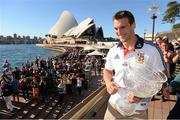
[0,0,178,39]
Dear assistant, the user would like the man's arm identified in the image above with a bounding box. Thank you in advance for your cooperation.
[103,68,119,95]
[103,68,113,84]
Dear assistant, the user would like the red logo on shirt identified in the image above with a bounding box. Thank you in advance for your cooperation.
[135,52,144,64]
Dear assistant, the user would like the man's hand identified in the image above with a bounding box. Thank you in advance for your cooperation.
[128,91,142,103]
[105,81,120,95]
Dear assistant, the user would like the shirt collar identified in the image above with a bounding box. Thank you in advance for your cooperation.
[117,34,144,49]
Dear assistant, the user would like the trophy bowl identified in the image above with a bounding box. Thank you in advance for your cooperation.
[124,61,167,98]
[113,60,167,116]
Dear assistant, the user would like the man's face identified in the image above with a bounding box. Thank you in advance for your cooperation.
[113,18,135,43]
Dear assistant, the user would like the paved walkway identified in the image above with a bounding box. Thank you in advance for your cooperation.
[148,94,176,119]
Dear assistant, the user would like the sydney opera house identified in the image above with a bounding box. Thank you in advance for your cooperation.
[45,11,104,44]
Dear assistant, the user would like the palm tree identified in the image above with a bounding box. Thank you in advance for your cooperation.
[162,1,180,24]
[162,1,180,39]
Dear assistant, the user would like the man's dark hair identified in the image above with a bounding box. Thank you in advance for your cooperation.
[113,10,135,25]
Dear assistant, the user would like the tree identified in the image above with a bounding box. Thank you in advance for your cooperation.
[162,1,180,24]
[173,23,180,30]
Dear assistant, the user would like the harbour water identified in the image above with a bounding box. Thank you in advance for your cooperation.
[0,44,59,74]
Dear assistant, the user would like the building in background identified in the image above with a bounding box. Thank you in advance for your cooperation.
[44,11,104,44]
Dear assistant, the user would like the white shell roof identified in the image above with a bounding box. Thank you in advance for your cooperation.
[48,10,78,36]
[76,23,95,38]
[48,11,99,38]
[64,17,95,37]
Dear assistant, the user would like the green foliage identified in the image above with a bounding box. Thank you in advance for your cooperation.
[162,1,180,23]
[173,23,180,30]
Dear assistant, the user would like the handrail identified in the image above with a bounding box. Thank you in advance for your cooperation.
[82,94,109,119]
[60,85,109,119]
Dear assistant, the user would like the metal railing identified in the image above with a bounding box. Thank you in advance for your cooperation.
[60,85,109,119]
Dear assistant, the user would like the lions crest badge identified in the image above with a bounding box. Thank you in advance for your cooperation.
[135,51,144,64]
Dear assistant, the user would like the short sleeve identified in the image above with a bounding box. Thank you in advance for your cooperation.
[105,48,114,71]
[150,47,166,71]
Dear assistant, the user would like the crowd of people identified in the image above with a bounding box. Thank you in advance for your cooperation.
[154,35,180,119]
[0,47,104,112]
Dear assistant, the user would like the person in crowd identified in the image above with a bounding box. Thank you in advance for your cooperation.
[19,75,29,102]
[57,80,65,106]
[3,68,13,79]
[77,76,82,96]
[21,66,27,77]
[2,59,11,71]
[66,74,72,95]
[96,59,102,76]
[161,36,176,77]
[154,36,162,47]
[1,75,14,112]
[39,77,47,102]
[162,35,174,52]
[71,73,77,96]
[103,10,169,119]
[167,72,180,119]
[172,45,180,75]
[159,39,176,101]
[11,75,20,102]
[12,67,21,81]
[31,76,39,99]
[160,40,175,82]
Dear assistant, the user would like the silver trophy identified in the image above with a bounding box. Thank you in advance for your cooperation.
[114,60,167,116]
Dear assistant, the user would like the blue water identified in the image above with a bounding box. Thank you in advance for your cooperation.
[0,44,59,74]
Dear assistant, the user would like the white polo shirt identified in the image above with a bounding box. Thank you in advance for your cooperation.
[105,35,166,111]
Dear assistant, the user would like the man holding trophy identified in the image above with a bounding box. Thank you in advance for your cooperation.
[103,10,169,119]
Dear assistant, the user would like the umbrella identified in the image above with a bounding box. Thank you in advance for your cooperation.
[83,45,96,51]
[95,45,111,49]
[87,50,106,56]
